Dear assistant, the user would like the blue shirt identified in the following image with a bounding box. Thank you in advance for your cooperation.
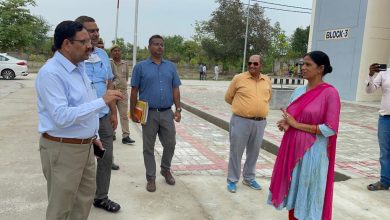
[85,47,114,117]
[36,51,106,138]
[131,58,181,108]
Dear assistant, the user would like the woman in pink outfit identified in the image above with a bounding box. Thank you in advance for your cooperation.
[268,51,341,220]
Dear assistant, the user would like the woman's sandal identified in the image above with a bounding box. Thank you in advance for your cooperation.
[93,199,121,212]
[367,181,389,191]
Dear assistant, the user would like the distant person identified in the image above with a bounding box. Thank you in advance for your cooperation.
[202,64,207,80]
[130,35,182,192]
[97,37,104,49]
[36,20,123,220]
[199,63,204,80]
[110,44,135,146]
[293,63,299,77]
[366,63,390,191]
[268,51,341,220]
[76,15,121,213]
[225,54,271,193]
[213,64,220,80]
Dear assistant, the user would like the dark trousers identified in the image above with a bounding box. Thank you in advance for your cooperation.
[95,115,114,200]
[142,109,176,179]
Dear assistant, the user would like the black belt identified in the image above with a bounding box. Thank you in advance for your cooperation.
[236,115,266,121]
[149,107,171,112]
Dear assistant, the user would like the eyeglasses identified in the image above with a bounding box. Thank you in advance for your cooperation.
[248,62,259,66]
[70,39,92,46]
[86,28,99,33]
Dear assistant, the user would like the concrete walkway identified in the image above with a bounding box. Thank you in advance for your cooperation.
[0,76,389,220]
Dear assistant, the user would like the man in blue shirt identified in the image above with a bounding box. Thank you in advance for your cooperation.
[36,21,123,220]
[130,35,182,192]
[76,16,120,212]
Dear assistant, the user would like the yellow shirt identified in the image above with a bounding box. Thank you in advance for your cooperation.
[225,72,272,118]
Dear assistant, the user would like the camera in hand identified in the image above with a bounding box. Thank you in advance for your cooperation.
[93,143,106,158]
[378,64,387,71]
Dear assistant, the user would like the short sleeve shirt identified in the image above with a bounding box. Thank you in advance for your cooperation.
[131,58,181,108]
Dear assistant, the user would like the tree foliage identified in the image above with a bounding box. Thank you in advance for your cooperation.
[182,40,201,63]
[262,22,289,73]
[289,26,310,57]
[194,0,272,71]
[0,0,50,52]
[163,35,184,63]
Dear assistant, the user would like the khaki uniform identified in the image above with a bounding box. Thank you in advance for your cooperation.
[111,60,130,138]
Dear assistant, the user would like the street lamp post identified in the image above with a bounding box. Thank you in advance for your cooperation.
[242,0,251,72]
[132,0,139,69]
[114,0,119,44]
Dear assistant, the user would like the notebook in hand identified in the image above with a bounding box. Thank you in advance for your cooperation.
[133,100,148,124]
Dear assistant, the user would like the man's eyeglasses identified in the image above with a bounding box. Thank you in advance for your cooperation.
[248,62,259,66]
[70,39,92,46]
[86,28,99,33]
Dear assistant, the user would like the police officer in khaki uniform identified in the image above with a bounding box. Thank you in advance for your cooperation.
[110,45,135,145]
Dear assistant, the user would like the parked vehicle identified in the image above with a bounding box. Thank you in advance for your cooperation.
[0,53,28,80]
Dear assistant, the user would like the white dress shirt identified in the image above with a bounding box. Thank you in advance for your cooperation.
[366,68,390,116]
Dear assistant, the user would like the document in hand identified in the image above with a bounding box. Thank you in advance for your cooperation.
[133,100,148,124]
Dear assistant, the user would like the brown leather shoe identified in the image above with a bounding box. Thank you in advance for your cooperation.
[160,170,175,185]
[146,178,156,192]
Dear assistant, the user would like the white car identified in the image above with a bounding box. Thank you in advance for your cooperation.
[0,53,28,80]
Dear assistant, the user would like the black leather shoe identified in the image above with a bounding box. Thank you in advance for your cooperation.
[113,135,116,141]
[122,136,135,145]
[93,198,121,212]
[111,163,120,170]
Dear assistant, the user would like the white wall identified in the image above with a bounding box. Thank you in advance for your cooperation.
[356,0,390,101]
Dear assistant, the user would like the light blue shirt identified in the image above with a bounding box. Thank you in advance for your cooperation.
[131,58,181,108]
[85,47,114,118]
[36,51,106,138]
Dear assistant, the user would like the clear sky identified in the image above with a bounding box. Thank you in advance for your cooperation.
[29,0,312,48]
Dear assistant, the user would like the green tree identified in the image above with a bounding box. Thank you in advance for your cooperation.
[0,0,50,51]
[163,35,184,63]
[246,3,272,56]
[194,0,272,71]
[263,22,289,73]
[182,40,201,63]
[289,26,310,57]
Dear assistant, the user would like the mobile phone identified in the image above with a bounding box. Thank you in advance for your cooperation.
[93,143,106,159]
[378,64,387,71]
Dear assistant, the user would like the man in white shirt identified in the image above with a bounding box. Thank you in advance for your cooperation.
[202,64,207,80]
[214,64,220,80]
[366,63,390,191]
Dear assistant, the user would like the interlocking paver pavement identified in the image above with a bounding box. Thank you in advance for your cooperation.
[140,109,277,178]
[178,80,381,180]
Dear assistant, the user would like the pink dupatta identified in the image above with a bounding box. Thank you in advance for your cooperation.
[269,83,340,220]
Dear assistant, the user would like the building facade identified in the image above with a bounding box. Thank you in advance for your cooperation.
[309,0,390,101]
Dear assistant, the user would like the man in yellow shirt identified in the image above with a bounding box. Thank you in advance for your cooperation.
[225,54,272,193]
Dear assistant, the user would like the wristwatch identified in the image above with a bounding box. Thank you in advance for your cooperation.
[176,107,182,113]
